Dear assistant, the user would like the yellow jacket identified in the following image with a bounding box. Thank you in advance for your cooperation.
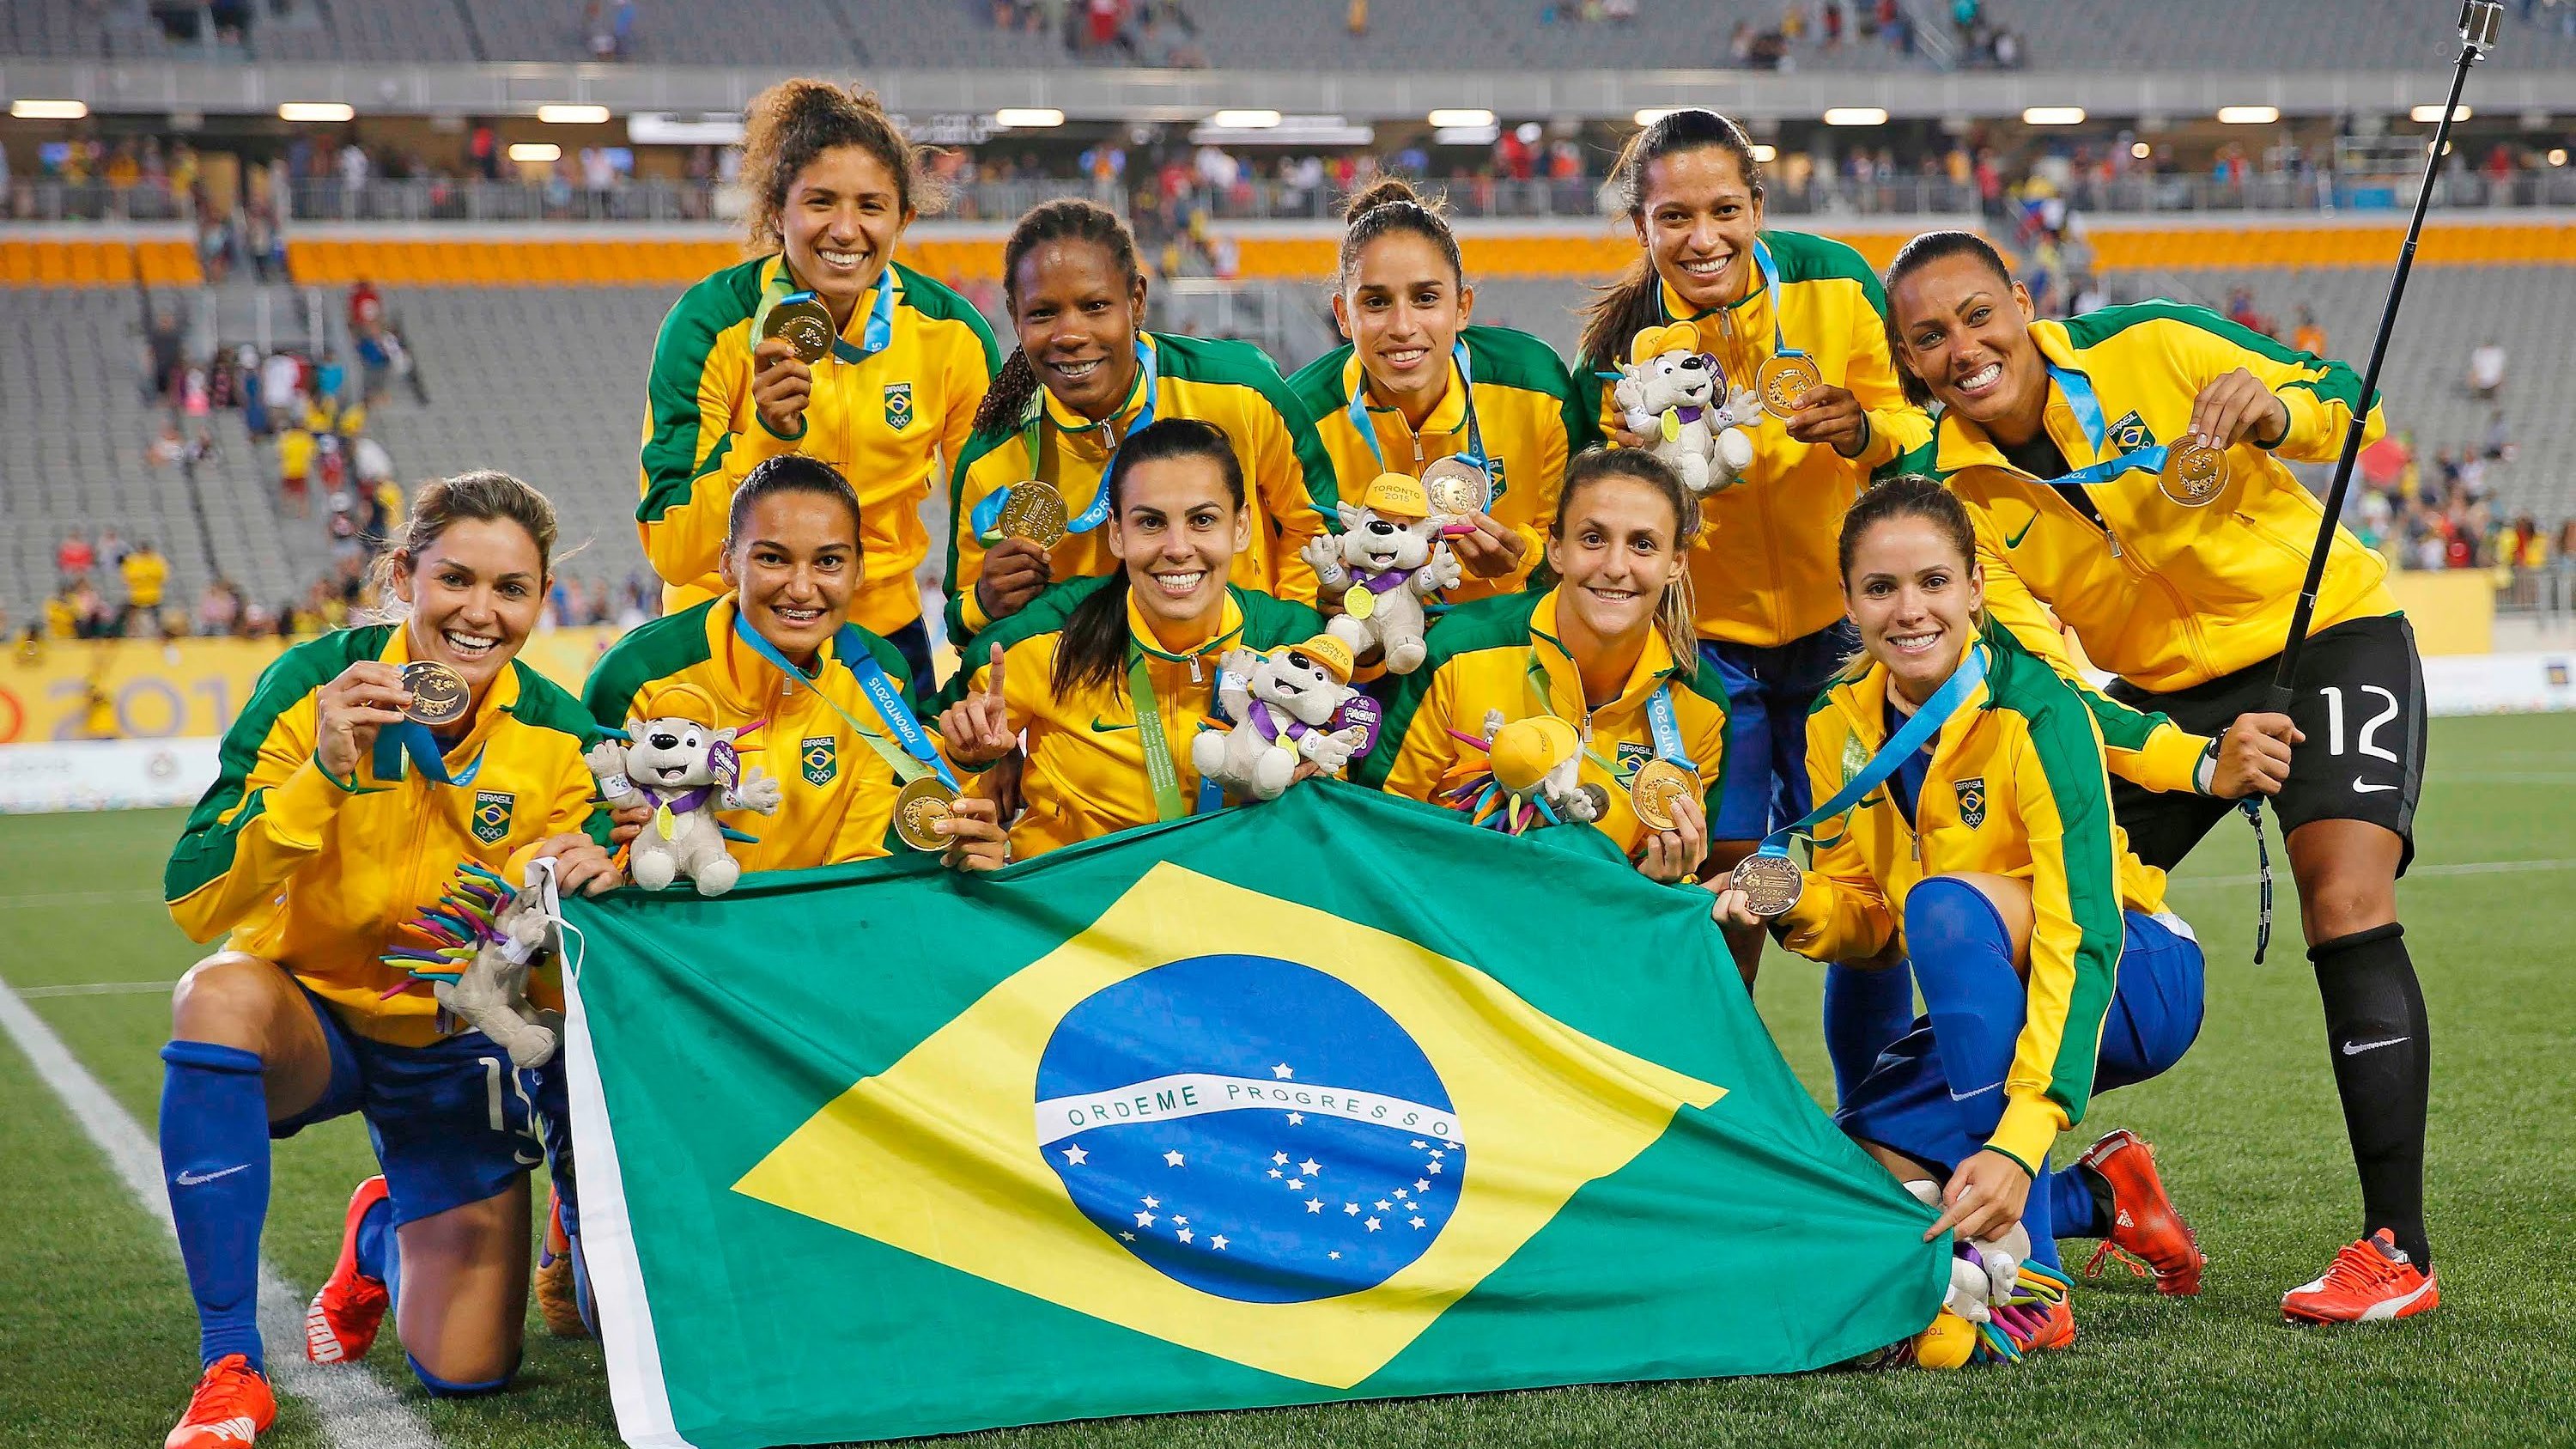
[943,332,1336,642]
[580,594,925,869]
[1780,622,2172,1172]
[1355,587,1728,857]
[1286,325,1598,604]
[937,575,1325,858]
[1918,304,2394,693]
[164,624,603,1047]
[1584,231,1933,647]
[637,257,999,635]
[122,551,169,609]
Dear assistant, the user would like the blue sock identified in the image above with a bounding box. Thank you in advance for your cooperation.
[2048,1163,2108,1239]
[1822,959,1917,1104]
[1902,879,2063,1272]
[353,1193,393,1283]
[408,1352,515,1398]
[160,1041,270,1371]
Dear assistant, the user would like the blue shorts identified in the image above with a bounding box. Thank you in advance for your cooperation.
[1836,909,2206,1172]
[1700,619,1862,841]
[271,982,567,1227]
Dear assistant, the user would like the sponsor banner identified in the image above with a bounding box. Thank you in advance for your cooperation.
[0,627,624,745]
[2421,650,2576,716]
[0,737,221,813]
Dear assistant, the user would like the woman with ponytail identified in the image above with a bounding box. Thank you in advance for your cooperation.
[942,198,1336,647]
[1286,178,1596,604]
[1354,449,1727,882]
[933,418,1330,864]
[636,77,999,684]
[1581,107,1931,1082]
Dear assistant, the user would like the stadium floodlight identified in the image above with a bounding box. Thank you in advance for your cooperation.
[1751,143,1778,163]
[278,102,355,122]
[538,104,611,125]
[2550,148,2569,167]
[508,143,562,164]
[2215,106,2280,125]
[993,108,1066,129]
[1822,107,1887,127]
[1208,109,1280,130]
[2409,103,2470,124]
[9,99,88,119]
[2131,141,2154,159]
[1428,109,1496,129]
[2022,107,2086,126]
[2271,0,2503,719]
[1632,107,1690,126]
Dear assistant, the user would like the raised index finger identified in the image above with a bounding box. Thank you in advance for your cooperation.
[986,642,1007,704]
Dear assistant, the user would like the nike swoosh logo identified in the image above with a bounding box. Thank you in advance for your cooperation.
[175,1164,252,1187]
[1947,1081,2002,1101]
[2342,1036,2409,1056]
[1090,718,1137,734]
[2004,513,2038,549]
[2353,780,2400,794]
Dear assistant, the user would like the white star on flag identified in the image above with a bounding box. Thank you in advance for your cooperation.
[1285,1112,1304,1125]
[1329,1251,1342,1260]
[1365,1218,1382,1232]
[1376,1199,1391,1211]
[1430,1149,1443,1160]
[1176,1228,1194,1244]
[1211,1236,1228,1251]
[1142,1196,1159,1209]
[1415,1178,1431,1192]
[1120,1231,1134,1241]
[1427,1161,1443,1174]
[1344,1202,1360,1215]
[1273,1152,1289,1166]
[1306,1198,1324,1213]
[1135,1210,1155,1227]
[1287,1178,1305,1190]
[1410,1215,1426,1229]
[1062,1145,1087,1166]
[1267,1168,1282,1178]
[1410,1140,1427,1149]
[1163,1150,1185,1166]
[1173,1216,1188,1227]
[1273,1063,1294,1079]
[1394,1188,1410,1200]
[1298,1159,1321,1177]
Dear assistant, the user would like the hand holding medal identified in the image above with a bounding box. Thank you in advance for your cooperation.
[1714,850,1806,923]
[313,659,417,781]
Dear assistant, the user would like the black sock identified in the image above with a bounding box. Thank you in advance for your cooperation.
[2310,924,2432,1269]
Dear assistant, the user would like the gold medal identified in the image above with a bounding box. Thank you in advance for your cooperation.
[891,776,958,853]
[997,479,1070,550]
[1730,851,1806,918]
[1344,583,1376,621]
[2158,437,2228,508]
[1627,758,1698,832]
[759,294,835,366]
[1419,455,1488,517]
[1757,353,1824,419]
[401,661,471,728]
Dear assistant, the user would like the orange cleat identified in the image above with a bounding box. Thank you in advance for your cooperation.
[535,1183,590,1339]
[165,1353,276,1449]
[305,1175,392,1363]
[2282,1230,2439,1324]
[2077,1128,2204,1296]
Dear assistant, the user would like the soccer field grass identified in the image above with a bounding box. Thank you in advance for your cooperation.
[9,710,2576,1449]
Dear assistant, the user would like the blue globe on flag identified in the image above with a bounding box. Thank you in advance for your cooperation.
[1036,953,1467,1303]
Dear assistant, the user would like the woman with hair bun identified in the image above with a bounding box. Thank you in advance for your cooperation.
[636,77,999,684]
[1286,177,1597,605]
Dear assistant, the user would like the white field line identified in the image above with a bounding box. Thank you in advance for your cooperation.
[0,972,440,1449]
[15,980,178,998]
[2166,856,2576,889]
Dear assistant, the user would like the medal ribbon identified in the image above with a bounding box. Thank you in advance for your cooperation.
[729,612,957,791]
[1747,642,1989,868]
[1749,237,1810,367]
[760,264,896,361]
[969,336,1159,543]
[371,719,485,788]
[1345,339,1495,509]
[1126,618,1237,821]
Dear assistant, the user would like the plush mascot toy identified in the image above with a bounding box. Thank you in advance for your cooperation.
[378,861,561,1068]
[1613,322,1756,496]
[585,681,781,896]
[1438,712,1605,833]
[1900,1179,2074,1367]
[1299,472,1461,674]
[1193,635,1369,802]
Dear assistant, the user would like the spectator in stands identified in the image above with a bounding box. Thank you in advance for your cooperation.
[1347,0,1368,35]
[261,347,303,423]
[2292,307,2327,358]
[2468,337,2506,399]
[146,307,184,405]
[278,417,316,518]
[2482,409,2512,461]
[57,530,95,583]
[348,277,382,333]
[121,540,169,630]
[100,528,131,573]
[193,579,242,637]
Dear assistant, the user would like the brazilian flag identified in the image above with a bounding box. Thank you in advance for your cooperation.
[562,783,1944,1448]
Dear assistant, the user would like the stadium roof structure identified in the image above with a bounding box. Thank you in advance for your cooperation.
[8,59,2576,125]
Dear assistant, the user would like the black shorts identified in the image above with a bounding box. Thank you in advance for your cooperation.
[2105,613,2427,876]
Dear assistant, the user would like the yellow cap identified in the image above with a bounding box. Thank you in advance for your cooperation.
[1358,472,1431,521]
[1487,715,1579,795]
[1630,321,1701,364]
[1285,634,1355,683]
[636,680,722,728]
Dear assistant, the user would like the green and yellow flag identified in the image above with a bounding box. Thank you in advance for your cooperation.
[562,783,1944,1448]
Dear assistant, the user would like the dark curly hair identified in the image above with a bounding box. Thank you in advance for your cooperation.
[738,78,949,253]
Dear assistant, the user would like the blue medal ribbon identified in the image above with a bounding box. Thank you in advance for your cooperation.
[1643,681,1695,770]
[730,612,957,791]
[1747,642,1988,867]
[371,719,484,788]
[762,263,896,362]
[969,337,1159,542]
[2041,362,2171,486]
[1343,339,1494,509]
[1749,237,1810,369]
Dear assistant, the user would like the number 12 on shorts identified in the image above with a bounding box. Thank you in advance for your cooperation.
[2318,685,2402,763]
